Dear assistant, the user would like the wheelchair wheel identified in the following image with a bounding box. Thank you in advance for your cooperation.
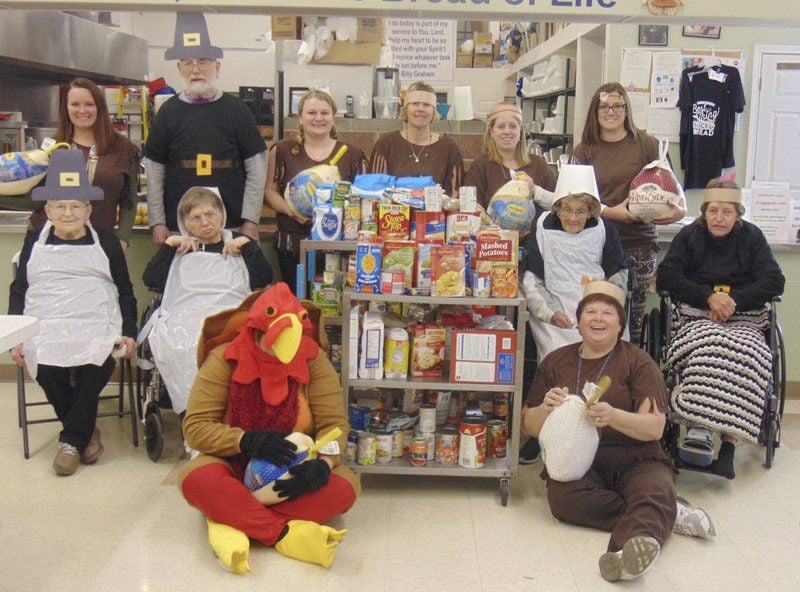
[648,310,662,366]
[144,407,164,462]
[765,417,780,468]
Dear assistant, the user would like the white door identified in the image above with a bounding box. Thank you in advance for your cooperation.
[752,52,800,187]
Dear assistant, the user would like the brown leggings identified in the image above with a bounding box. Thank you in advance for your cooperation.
[546,457,676,552]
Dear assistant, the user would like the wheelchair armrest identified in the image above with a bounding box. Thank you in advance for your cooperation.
[771,295,782,303]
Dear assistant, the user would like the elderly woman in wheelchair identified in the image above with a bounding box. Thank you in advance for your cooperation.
[655,178,785,479]
[139,187,272,430]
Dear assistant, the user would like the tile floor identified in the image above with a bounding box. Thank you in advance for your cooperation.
[2,382,799,592]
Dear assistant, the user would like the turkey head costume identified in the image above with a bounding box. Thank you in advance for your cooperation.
[223,283,320,434]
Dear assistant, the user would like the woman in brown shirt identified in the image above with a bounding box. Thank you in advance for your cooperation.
[264,90,367,293]
[370,81,464,196]
[30,77,140,248]
[573,83,686,344]
[464,102,556,211]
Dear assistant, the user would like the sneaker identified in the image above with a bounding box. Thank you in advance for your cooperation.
[674,496,716,540]
[599,536,660,582]
[53,442,80,476]
[81,427,104,464]
[518,438,541,465]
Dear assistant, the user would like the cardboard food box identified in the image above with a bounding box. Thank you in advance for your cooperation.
[412,210,446,241]
[378,203,411,239]
[457,51,474,68]
[355,242,382,293]
[271,16,302,40]
[431,244,466,298]
[381,239,416,291]
[412,324,447,378]
[473,31,493,46]
[473,51,493,68]
[475,228,519,298]
[450,329,517,384]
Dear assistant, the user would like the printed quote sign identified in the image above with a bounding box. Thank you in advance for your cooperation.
[386,18,455,83]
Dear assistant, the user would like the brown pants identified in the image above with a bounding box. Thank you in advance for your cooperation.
[546,450,676,552]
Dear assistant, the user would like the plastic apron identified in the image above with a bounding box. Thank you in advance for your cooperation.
[530,216,605,362]
[23,221,122,379]
[139,229,251,414]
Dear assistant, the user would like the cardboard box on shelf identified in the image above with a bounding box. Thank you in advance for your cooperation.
[450,329,517,385]
[474,43,493,55]
[473,51,493,68]
[456,51,474,68]
[313,41,383,65]
[473,31,493,46]
[271,16,302,40]
[357,18,384,43]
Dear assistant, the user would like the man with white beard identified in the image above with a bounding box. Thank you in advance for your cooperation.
[144,12,267,245]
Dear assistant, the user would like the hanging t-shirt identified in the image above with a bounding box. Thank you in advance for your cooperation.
[678,64,746,189]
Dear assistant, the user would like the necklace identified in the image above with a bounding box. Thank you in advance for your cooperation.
[575,344,616,399]
[406,132,431,164]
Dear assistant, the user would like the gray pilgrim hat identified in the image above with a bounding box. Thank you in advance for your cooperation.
[164,12,224,61]
[31,149,103,201]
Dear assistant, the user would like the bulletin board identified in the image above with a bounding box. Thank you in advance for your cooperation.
[620,47,745,141]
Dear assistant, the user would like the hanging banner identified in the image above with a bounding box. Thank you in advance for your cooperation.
[386,18,456,84]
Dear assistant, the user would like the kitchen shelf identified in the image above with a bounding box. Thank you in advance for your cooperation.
[522,86,576,101]
[349,376,518,392]
[348,455,514,477]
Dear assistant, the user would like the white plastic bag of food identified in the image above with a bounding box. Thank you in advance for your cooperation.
[538,394,598,482]
[627,138,684,222]
[487,179,535,233]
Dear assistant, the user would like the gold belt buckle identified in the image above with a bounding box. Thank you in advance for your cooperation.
[196,154,212,176]
[713,284,731,294]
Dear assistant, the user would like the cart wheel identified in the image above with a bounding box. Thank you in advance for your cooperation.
[144,409,164,462]
[765,418,779,468]
[500,478,510,507]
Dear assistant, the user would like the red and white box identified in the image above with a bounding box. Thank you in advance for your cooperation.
[450,329,517,384]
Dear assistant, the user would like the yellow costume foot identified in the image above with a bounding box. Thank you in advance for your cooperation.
[274,520,347,568]
[207,518,251,574]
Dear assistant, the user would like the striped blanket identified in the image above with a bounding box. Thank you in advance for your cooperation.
[666,305,771,443]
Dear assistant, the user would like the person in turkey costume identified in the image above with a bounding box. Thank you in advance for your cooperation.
[177,283,358,573]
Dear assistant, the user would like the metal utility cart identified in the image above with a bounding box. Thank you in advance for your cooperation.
[341,289,528,506]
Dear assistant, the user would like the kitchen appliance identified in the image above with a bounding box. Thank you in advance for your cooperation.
[0,119,26,154]
[345,95,355,118]
[372,67,400,118]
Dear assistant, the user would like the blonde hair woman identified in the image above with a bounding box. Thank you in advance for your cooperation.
[464,102,556,210]
[370,81,464,196]
[264,90,367,293]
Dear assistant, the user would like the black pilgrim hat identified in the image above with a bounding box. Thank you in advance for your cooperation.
[164,12,223,61]
[31,149,103,201]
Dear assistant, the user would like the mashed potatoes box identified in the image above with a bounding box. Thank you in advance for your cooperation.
[450,329,516,384]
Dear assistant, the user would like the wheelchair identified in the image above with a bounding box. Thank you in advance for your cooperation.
[640,291,786,470]
[135,289,175,462]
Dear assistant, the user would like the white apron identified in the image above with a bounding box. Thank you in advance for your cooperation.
[530,216,605,362]
[139,229,251,414]
[23,221,122,379]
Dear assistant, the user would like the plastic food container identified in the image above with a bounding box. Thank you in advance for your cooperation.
[374,97,400,119]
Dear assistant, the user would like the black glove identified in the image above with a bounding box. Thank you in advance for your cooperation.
[273,458,331,501]
[239,430,297,466]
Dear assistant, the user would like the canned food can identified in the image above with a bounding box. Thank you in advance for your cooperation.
[402,429,415,455]
[391,430,404,458]
[384,327,410,379]
[418,404,437,433]
[357,431,377,466]
[374,429,393,464]
[435,426,460,464]
[345,440,357,462]
[420,431,436,460]
[487,419,508,459]
[409,437,428,466]
[493,393,510,419]
[458,417,487,468]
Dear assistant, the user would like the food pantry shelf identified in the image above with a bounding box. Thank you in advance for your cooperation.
[348,377,518,392]
[348,455,514,477]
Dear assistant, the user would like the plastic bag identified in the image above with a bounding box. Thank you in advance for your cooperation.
[627,138,684,222]
[487,179,535,233]
[285,145,347,218]
[538,394,599,482]
[0,142,71,196]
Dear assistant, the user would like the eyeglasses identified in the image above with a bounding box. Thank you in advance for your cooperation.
[48,203,88,216]
[187,210,221,225]
[598,103,627,114]
[178,59,215,70]
[559,207,590,218]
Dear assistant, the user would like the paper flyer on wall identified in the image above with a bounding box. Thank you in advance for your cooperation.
[627,91,650,130]
[650,51,681,108]
[744,182,792,243]
[621,49,652,91]
[647,108,680,142]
